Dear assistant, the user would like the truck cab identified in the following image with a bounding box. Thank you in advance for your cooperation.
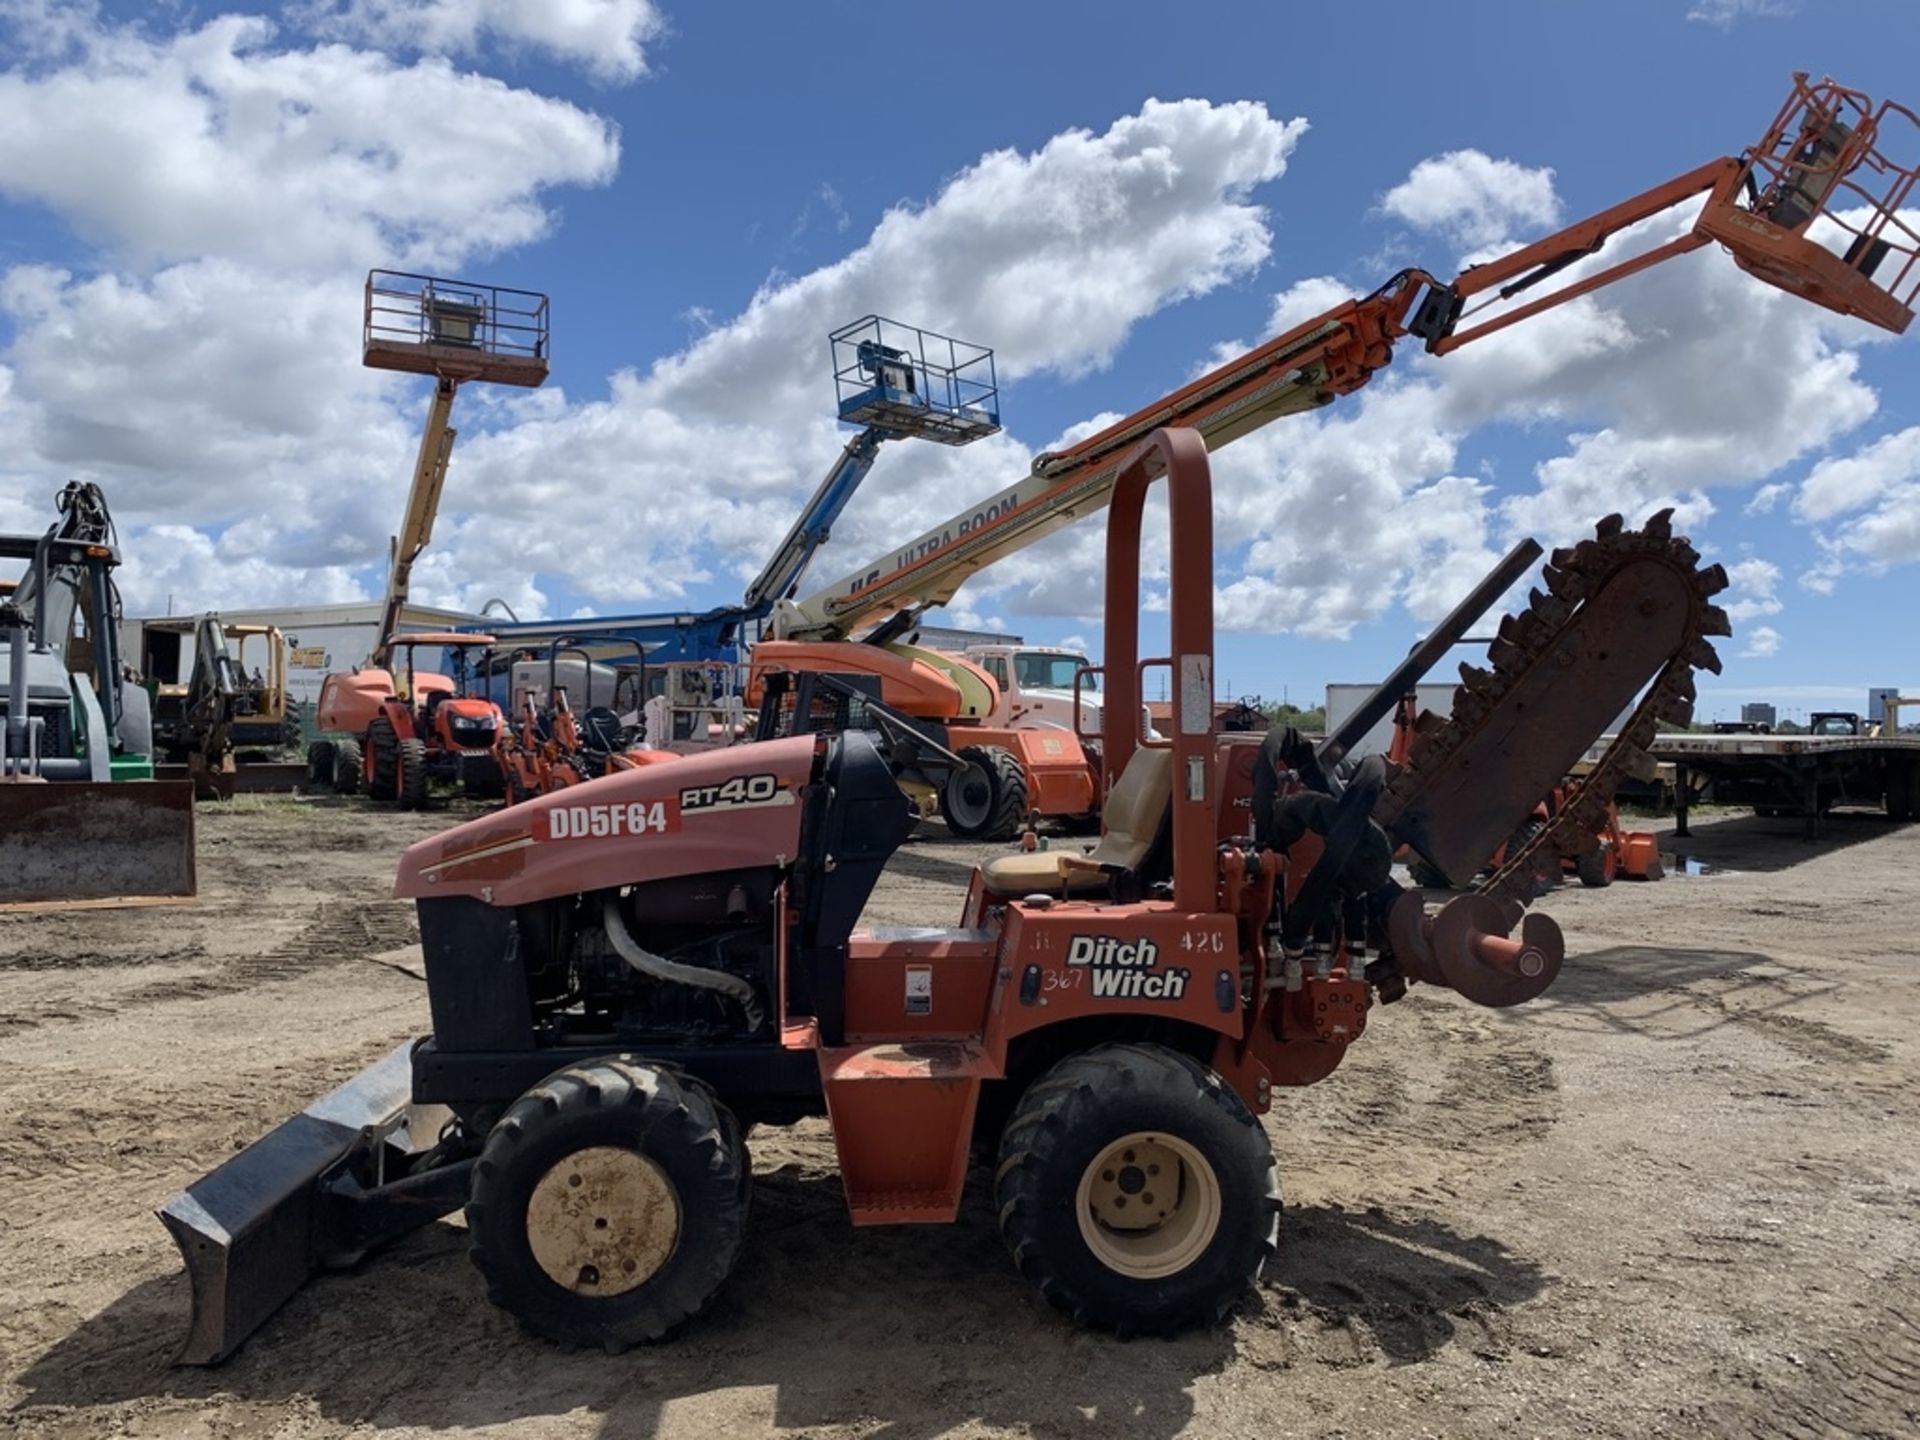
[1809,711,1866,737]
[963,644,1099,732]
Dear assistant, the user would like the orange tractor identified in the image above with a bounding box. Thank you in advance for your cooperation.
[310,633,509,806]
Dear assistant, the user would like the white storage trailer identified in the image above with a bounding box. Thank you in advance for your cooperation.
[1324,683,1458,759]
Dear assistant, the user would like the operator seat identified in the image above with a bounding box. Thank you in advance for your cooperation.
[980,746,1172,897]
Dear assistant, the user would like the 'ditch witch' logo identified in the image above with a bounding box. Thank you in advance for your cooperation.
[1066,936,1191,1001]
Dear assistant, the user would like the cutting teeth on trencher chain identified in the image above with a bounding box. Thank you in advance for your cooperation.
[1380,508,1724,914]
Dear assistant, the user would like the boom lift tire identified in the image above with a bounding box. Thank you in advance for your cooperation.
[397,738,430,810]
[466,1059,749,1352]
[331,738,364,795]
[367,717,400,801]
[306,740,336,789]
[995,1043,1279,1336]
[940,745,1028,842]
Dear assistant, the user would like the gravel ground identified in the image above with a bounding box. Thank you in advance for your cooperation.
[1,795,1915,1439]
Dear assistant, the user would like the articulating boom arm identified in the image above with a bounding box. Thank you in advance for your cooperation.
[773,73,1916,645]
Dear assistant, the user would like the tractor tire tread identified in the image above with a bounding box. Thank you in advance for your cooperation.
[995,1042,1278,1337]
[466,1058,749,1352]
[331,738,363,795]
[367,717,399,802]
[397,737,430,810]
[942,744,1029,842]
[305,739,335,788]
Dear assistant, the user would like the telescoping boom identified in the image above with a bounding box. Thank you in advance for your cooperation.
[772,74,1919,646]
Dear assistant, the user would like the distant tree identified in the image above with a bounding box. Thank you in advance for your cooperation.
[1259,698,1326,732]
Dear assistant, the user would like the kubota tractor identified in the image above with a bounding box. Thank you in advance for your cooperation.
[163,429,1731,1361]
[310,632,507,806]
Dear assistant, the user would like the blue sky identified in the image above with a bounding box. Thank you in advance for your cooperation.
[1,0,1916,722]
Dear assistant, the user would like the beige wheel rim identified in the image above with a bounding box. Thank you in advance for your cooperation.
[526,1146,680,1296]
[1074,1131,1222,1280]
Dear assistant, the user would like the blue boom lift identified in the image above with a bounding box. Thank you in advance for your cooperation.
[458,317,999,696]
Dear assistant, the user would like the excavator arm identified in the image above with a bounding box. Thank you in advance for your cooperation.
[774,74,1917,646]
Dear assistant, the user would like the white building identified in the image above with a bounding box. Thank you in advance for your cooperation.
[121,601,491,713]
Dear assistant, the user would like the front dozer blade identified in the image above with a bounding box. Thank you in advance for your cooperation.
[158,1042,448,1365]
[0,780,196,905]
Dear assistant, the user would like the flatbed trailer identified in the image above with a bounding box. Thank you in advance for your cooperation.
[1650,730,1920,835]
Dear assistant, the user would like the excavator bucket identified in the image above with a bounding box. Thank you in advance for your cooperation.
[0,780,196,906]
[158,1043,455,1364]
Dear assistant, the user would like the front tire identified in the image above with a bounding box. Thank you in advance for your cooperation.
[940,745,1028,841]
[367,717,400,801]
[306,739,336,789]
[331,737,363,795]
[467,1060,749,1352]
[995,1043,1278,1335]
[397,737,430,810]
[1575,844,1616,888]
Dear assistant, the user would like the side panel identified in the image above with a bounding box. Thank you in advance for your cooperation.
[843,928,999,1040]
[983,901,1243,1057]
[316,670,392,735]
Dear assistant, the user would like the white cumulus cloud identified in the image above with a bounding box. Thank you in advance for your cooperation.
[295,0,665,82]
[0,13,620,273]
[1379,150,1560,249]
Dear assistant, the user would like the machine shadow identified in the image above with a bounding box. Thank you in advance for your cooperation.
[1502,942,1845,1046]
[15,1171,1546,1436]
[1655,807,1904,873]
[1261,1203,1546,1367]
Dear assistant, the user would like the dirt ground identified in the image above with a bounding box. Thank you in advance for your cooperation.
[2,794,1917,1439]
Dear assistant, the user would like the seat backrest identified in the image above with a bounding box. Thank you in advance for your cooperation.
[1086,746,1172,871]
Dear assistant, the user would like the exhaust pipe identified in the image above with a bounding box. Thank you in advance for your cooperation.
[158,1042,462,1364]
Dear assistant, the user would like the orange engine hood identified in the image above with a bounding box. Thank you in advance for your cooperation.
[395,734,819,906]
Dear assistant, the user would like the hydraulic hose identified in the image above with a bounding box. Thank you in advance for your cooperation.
[602,899,766,1033]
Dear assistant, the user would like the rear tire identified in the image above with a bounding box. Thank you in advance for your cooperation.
[397,737,430,810]
[1575,845,1616,888]
[995,1043,1278,1336]
[941,745,1028,842]
[367,717,400,801]
[467,1060,749,1352]
[1886,762,1915,821]
[306,739,336,789]
[331,738,363,795]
